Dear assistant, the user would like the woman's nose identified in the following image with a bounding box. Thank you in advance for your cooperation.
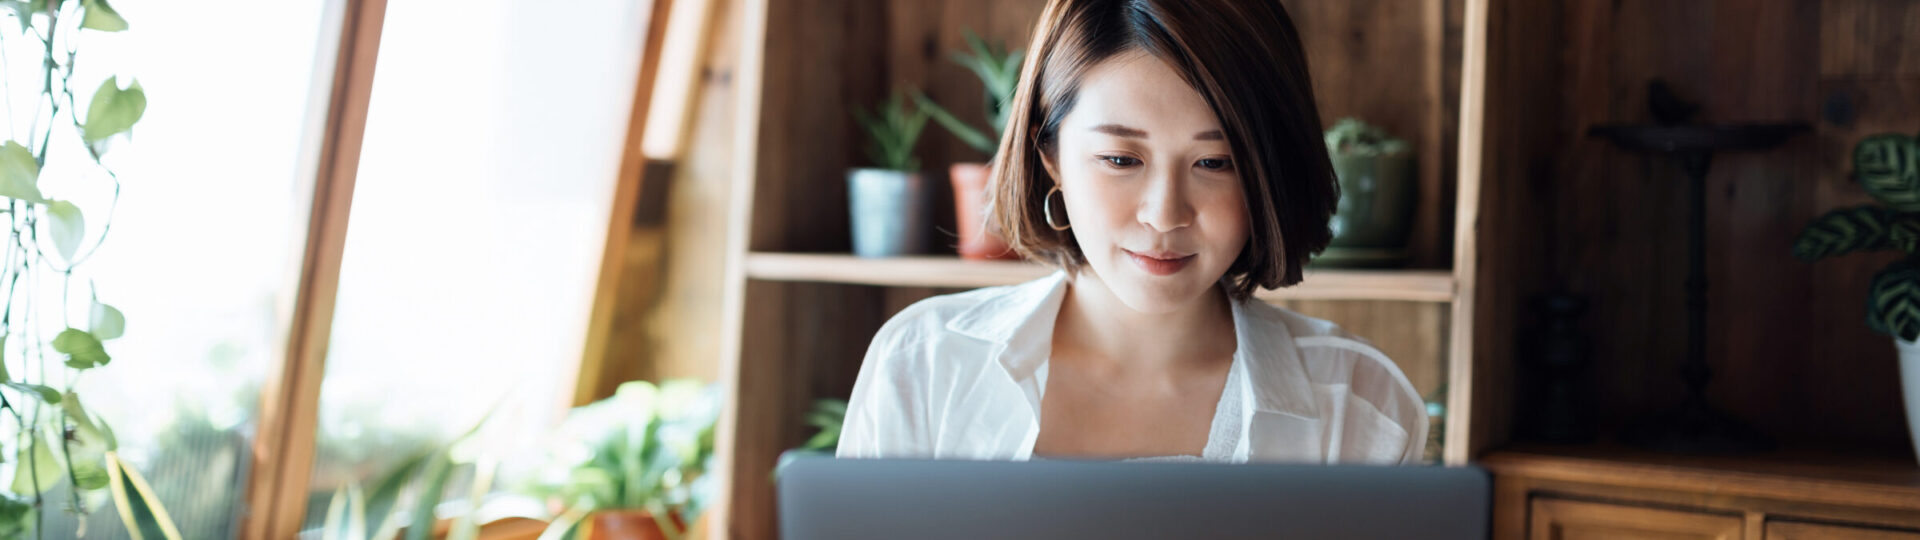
[1137,168,1195,232]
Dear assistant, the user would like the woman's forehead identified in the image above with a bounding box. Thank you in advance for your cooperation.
[1065,51,1222,137]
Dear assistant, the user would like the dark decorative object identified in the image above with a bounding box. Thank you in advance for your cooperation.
[1588,80,1809,454]
[1519,292,1595,444]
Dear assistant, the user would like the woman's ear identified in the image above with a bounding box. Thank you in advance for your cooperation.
[1038,148,1063,190]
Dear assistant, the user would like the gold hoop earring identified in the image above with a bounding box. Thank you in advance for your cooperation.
[1043,186,1071,231]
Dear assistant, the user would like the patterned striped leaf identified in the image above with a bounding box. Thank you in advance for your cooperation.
[1856,134,1920,211]
[1868,258,1920,341]
[1793,206,1895,261]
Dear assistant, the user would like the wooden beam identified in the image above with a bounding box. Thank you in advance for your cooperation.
[709,0,768,535]
[575,0,676,407]
[242,0,388,537]
[1444,0,1487,467]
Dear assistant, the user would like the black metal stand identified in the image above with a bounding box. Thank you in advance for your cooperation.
[1587,122,1807,454]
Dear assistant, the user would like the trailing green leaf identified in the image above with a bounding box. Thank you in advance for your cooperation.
[13,432,61,495]
[1868,256,1920,341]
[52,328,110,369]
[79,0,125,31]
[46,199,84,261]
[91,302,125,340]
[1856,133,1920,212]
[1793,206,1896,260]
[83,77,146,145]
[0,140,44,203]
[3,382,59,404]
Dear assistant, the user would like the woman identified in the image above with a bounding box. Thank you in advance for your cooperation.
[838,0,1427,464]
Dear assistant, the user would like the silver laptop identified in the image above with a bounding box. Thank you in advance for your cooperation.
[778,453,1488,540]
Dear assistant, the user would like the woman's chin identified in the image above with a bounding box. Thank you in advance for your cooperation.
[1100,271,1220,314]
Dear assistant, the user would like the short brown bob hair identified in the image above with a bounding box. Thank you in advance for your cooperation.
[988,0,1339,300]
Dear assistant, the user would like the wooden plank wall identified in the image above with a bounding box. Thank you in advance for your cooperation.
[1535,0,1918,449]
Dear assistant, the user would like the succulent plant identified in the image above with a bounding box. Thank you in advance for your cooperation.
[1324,117,1410,156]
[1795,132,1920,340]
[913,29,1024,157]
[853,89,930,172]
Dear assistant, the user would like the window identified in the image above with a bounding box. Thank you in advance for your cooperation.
[301,0,645,531]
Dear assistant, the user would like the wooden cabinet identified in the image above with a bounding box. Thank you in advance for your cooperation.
[1487,447,1920,540]
[1767,522,1920,540]
[1530,498,1744,540]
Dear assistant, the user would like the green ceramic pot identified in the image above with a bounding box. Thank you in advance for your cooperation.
[1327,152,1416,249]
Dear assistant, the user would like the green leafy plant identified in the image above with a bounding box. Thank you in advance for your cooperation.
[315,416,493,540]
[1795,132,1920,340]
[524,380,720,540]
[0,1,176,538]
[853,90,930,172]
[1324,117,1409,156]
[796,398,846,453]
[912,29,1024,157]
[772,398,847,478]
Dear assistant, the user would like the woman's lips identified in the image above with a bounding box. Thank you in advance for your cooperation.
[1124,249,1195,276]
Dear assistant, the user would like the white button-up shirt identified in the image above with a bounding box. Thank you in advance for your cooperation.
[837,271,1430,465]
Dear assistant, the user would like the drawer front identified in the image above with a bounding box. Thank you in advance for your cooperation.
[1768,521,1920,540]
[1530,498,1744,540]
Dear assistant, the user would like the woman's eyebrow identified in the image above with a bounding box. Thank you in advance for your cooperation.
[1091,124,1224,141]
[1091,124,1148,138]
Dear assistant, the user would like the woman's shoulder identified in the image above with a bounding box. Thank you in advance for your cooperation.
[874,283,1025,340]
[1237,299,1390,361]
[1237,300,1420,404]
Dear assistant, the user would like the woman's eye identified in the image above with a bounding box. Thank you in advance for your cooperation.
[1099,155,1140,168]
[1197,157,1234,171]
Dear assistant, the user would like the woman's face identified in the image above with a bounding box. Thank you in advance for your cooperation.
[1044,49,1250,313]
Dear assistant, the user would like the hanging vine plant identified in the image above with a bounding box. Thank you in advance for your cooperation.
[0,0,179,538]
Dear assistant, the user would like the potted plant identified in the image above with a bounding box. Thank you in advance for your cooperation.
[914,30,1023,260]
[526,380,721,540]
[1793,131,1920,464]
[849,90,932,257]
[1318,118,1416,268]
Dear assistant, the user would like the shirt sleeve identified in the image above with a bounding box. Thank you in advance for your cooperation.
[836,313,932,459]
[1307,338,1431,465]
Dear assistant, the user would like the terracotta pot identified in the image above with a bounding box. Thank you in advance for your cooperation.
[949,162,1019,260]
[586,510,686,540]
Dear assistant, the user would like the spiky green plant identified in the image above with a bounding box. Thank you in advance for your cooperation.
[913,29,1024,157]
[1795,132,1920,340]
[853,90,930,172]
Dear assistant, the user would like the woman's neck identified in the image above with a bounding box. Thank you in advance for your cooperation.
[1053,268,1238,373]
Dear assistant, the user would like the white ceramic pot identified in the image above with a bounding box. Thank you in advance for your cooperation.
[1899,338,1920,464]
[847,168,930,257]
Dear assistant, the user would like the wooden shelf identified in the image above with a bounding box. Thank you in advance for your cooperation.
[744,252,1458,302]
[1481,442,1920,513]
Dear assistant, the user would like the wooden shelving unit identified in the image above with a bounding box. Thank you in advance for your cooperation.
[709,1,1484,539]
[743,253,1458,302]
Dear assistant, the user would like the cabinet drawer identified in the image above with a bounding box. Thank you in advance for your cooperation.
[1768,521,1920,540]
[1530,498,1744,540]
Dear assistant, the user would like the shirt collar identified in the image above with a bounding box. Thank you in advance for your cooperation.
[946,271,1320,421]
